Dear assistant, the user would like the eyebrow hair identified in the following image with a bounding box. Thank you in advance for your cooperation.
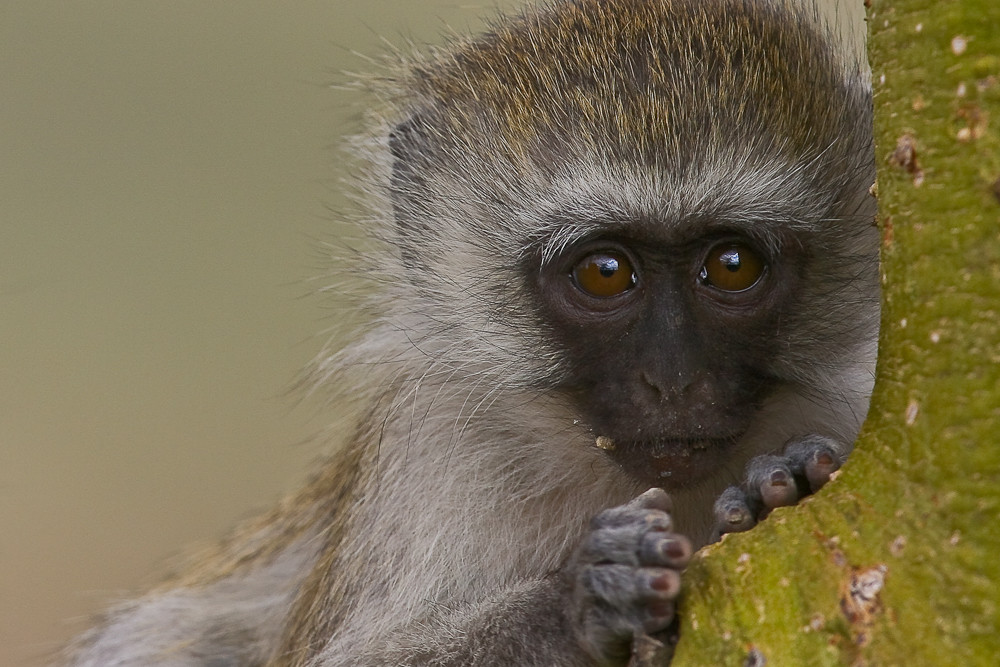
[522,151,834,266]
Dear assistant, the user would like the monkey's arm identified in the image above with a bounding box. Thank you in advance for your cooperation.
[65,546,314,666]
[313,490,690,667]
[329,578,584,667]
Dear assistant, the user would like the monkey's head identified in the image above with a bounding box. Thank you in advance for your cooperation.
[380,0,878,491]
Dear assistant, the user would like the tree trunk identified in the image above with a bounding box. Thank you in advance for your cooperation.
[670,0,1000,664]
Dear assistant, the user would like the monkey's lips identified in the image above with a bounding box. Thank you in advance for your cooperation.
[598,435,741,490]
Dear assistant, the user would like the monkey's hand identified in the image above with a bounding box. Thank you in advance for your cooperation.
[713,434,845,537]
[569,488,692,662]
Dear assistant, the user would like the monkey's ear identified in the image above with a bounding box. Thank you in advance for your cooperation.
[388,115,435,271]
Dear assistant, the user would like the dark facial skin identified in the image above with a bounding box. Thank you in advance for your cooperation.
[536,220,806,490]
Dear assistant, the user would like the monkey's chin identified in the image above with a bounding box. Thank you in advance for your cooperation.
[600,437,740,491]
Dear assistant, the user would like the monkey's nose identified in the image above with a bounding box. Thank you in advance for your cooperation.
[640,370,696,400]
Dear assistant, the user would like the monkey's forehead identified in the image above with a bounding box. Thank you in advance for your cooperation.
[400,0,864,164]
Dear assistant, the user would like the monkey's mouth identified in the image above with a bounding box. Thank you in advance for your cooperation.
[597,435,741,490]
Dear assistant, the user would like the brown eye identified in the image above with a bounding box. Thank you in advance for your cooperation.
[572,251,636,298]
[700,243,765,292]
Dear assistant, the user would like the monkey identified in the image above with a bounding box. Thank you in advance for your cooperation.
[65,0,879,665]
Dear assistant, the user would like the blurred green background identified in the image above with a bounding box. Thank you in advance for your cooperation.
[0,1,858,664]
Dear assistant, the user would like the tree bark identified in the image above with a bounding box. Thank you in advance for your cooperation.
[670,0,1000,664]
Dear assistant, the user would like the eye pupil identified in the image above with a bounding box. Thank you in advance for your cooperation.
[598,258,619,277]
[721,250,741,272]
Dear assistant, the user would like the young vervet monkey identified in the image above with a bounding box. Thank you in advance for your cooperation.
[67,0,878,664]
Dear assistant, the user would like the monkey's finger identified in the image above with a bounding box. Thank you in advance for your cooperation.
[590,490,673,532]
[802,447,840,492]
[641,601,677,635]
[627,488,673,513]
[579,564,678,605]
[713,486,756,535]
[578,563,679,642]
[745,455,800,510]
[638,532,691,568]
[638,567,682,600]
[590,506,673,534]
[578,520,676,566]
[638,568,681,633]
[783,436,843,492]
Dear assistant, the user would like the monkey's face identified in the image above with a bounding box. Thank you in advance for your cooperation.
[534,219,807,490]
[383,0,878,493]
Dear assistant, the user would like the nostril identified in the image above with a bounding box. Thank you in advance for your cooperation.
[640,371,666,398]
